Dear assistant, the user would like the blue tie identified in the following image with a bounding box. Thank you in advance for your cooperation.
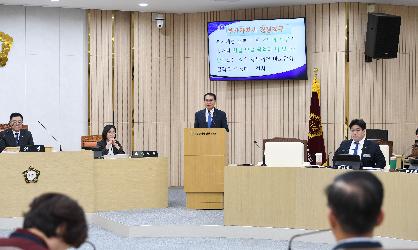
[353,142,359,155]
[15,133,19,145]
[207,113,212,128]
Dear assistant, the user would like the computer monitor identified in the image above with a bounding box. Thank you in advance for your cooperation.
[366,129,388,141]
[333,154,362,170]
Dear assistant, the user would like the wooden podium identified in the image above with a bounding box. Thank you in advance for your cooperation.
[184,128,228,209]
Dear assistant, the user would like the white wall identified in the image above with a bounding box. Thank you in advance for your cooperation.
[0,5,87,151]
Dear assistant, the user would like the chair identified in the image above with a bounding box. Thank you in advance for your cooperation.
[263,137,308,161]
[81,135,102,150]
[376,140,393,157]
[379,144,390,169]
[262,137,307,167]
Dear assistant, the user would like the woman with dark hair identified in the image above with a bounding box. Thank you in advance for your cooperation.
[96,125,125,155]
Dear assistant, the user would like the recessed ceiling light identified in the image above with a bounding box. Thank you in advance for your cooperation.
[51,0,60,2]
[138,3,149,7]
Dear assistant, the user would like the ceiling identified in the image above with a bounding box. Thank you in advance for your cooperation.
[0,0,417,13]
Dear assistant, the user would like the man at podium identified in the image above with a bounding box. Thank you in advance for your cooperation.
[0,113,34,153]
[194,93,229,132]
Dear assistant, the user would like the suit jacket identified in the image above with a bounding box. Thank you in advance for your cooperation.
[96,139,125,155]
[194,108,229,132]
[0,129,34,152]
[333,239,382,250]
[334,139,386,169]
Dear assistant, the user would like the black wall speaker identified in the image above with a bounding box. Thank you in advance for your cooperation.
[365,13,401,61]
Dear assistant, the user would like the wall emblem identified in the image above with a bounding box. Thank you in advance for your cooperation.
[22,166,40,183]
[0,31,13,67]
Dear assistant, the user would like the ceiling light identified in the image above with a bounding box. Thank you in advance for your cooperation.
[50,0,60,2]
[138,3,149,7]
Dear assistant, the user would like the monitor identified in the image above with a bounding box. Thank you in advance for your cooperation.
[208,18,307,81]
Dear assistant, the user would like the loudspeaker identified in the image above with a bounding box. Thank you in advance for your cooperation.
[365,13,401,61]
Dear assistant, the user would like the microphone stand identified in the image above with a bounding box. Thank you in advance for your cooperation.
[253,140,266,166]
[38,121,63,151]
[287,229,330,250]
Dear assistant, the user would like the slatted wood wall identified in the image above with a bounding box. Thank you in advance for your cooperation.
[89,10,131,150]
[89,3,418,186]
[348,4,418,156]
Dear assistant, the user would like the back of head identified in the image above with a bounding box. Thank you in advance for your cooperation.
[23,193,88,247]
[326,171,383,235]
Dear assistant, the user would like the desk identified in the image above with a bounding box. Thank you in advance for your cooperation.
[0,151,168,217]
[224,167,418,241]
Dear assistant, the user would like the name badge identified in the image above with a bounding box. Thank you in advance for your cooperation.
[363,154,371,158]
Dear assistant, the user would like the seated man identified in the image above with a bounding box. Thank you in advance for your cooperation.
[326,171,384,250]
[407,128,418,158]
[0,113,34,153]
[0,193,88,250]
[194,93,229,132]
[333,119,386,168]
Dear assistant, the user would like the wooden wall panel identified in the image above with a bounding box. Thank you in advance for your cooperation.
[88,10,113,135]
[114,11,132,152]
[90,3,418,186]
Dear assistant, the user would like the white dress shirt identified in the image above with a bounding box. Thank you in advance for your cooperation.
[349,137,365,158]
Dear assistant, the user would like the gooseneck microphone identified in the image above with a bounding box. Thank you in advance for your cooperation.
[287,229,330,250]
[253,140,266,166]
[37,121,63,151]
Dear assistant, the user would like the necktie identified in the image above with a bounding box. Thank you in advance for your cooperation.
[353,142,359,155]
[15,133,19,145]
[207,113,212,128]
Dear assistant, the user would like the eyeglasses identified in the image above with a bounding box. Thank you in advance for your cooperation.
[10,120,23,125]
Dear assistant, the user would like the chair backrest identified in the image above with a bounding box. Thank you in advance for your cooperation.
[376,140,393,157]
[379,144,390,169]
[81,135,102,150]
[264,141,305,167]
[366,129,388,141]
[263,137,308,161]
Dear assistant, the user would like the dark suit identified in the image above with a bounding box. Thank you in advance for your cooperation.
[334,139,386,169]
[0,129,34,153]
[194,108,229,132]
[333,239,382,249]
[96,140,125,155]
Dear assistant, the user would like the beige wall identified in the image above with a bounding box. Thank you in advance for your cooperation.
[88,3,418,186]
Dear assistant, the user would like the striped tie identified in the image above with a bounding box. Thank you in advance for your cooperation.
[207,113,212,128]
[15,132,19,145]
[353,142,359,155]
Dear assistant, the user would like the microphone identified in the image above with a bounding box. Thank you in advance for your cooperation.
[37,121,62,151]
[253,140,266,166]
[287,229,330,250]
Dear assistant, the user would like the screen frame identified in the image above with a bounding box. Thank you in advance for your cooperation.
[207,17,308,81]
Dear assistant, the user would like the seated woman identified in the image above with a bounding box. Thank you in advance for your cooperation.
[96,125,125,155]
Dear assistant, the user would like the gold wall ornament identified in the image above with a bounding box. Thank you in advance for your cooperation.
[0,31,14,67]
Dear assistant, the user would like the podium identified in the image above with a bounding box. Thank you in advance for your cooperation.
[184,128,228,209]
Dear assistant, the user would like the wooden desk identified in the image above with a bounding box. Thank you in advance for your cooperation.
[0,152,168,217]
[224,167,418,241]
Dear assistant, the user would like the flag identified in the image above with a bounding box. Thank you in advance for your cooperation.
[307,68,327,165]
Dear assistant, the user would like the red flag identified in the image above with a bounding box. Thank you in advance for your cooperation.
[307,68,327,165]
